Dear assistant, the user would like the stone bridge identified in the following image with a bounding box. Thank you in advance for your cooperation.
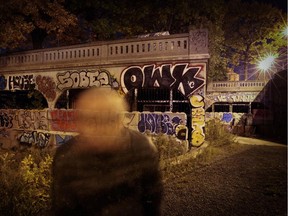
[0,29,210,148]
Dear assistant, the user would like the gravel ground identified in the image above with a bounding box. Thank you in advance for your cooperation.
[162,144,287,216]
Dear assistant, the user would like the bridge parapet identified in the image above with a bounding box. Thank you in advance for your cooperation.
[207,81,266,92]
[0,29,209,71]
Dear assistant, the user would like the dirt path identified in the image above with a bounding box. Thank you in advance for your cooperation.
[162,144,287,216]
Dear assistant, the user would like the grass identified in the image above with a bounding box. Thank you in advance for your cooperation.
[0,120,236,215]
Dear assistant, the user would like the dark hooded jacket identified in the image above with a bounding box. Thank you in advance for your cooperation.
[52,129,162,216]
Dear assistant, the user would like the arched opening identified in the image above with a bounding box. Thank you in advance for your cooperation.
[0,90,48,109]
[55,89,86,109]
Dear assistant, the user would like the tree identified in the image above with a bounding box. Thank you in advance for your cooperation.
[0,0,77,50]
[150,0,228,81]
[223,0,286,80]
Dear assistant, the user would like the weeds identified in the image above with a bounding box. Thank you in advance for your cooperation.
[205,119,236,147]
[0,148,53,216]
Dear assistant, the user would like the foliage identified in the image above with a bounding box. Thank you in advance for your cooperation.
[205,119,236,147]
[0,149,53,216]
[0,0,77,49]
[223,0,286,80]
[0,0,285,80]
[147,132,188,160]
[0,90,48,109]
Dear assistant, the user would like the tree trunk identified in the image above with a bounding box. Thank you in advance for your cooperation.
[243,49,250,81]
[244,59,248,81]
[31,28,47,49]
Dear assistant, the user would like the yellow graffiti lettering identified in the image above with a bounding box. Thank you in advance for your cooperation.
[190,95,204,108]
[191,127,205,147]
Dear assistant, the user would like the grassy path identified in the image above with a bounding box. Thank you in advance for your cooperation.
[161,144,287,216]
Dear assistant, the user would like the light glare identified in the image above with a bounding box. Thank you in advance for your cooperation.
[258,54,277,71]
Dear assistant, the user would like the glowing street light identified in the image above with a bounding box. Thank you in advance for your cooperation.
[282,26,288,37]
[257,54,277,72]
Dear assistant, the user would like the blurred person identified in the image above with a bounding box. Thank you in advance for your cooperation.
[52,88,162,216]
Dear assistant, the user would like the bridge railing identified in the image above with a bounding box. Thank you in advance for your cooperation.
[207,81,266,92]
[0,29,209,69]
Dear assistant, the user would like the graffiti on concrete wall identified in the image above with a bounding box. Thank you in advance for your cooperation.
[191,95,205,146]
[57,69,119,91]
[206,92,259,102]
[0,112,13,128]
[0,75,6,90]
[55,134,73,145]
[18,131,50,148]
[121,64,205,97]
[17,110,48,130]
[50,110,78,132]
[205,112,246,125]
[221,113,233,123]
[0,129,9,138]
[36,75,57,101]
[7,75,35,90]
[123,112,187,140]
[0,74,35,90]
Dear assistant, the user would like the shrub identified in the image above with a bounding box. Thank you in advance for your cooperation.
[146,132,188,160]
[205,119,236,147]
[0,149,53,216]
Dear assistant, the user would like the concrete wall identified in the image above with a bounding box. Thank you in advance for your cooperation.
[0,109,188,149]
[0,29,209,148]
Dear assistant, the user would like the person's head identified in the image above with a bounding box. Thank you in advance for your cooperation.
[75,87,127,138]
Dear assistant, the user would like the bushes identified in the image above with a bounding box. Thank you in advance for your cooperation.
[205,119,236,147]
[147,132,188,160]
[0,149,53,216]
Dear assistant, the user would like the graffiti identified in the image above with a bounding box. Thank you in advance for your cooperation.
[50,110,78,132]
[18,110,34,129]
[191,95,205,146]
[121,64,205,97]
[189,29,208,53]
[206,112,246,126]
[137,113,187,140]
[0,75,6,90]
[18,131,50,148]
[8,75,34,90]
[34,111,48,130]
[18,110,48,130]
[221,113,233,123]
[206,92,258,103]
[0,129,9,137]
[57,69,119,91]
[55,134,73,145]
[36,75,56,101]
[0,112,13,128]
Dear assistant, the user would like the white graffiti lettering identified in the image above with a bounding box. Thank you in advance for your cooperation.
[57,69,118,90]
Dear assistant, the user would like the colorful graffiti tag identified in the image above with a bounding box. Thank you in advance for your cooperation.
[123,112,187,140]
[36,75,57,101]
[55,134,73,145]
[18,131,50,148]
[121,64,204,97]
[57,69,119,91]
[191,95,205,146]
[49,110,78,132]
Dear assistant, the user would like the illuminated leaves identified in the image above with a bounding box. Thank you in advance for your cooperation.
[224,0,286,72]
